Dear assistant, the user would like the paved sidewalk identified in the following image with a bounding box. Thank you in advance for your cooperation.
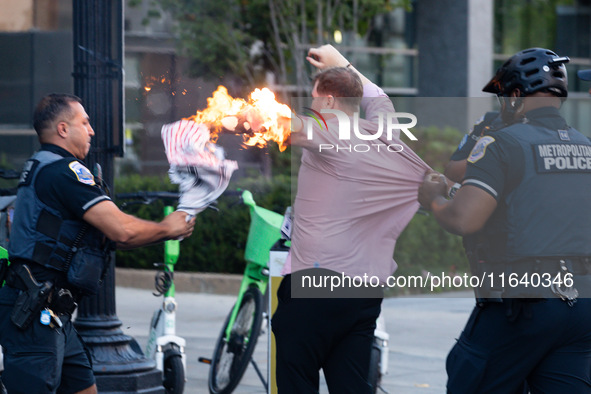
[116,287,475,393]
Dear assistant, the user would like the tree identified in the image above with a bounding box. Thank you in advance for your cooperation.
[133,0,411,96]
[494,0,575,55]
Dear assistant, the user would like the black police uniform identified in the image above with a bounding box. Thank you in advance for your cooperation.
[0,144,111,393]
[446,107,591,393]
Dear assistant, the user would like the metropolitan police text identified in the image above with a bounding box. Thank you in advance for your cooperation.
[537,143,591,171]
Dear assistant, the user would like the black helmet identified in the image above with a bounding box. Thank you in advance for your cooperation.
[483,48,569,97]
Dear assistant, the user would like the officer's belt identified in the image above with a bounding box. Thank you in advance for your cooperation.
[475,257,591,301]
[5,263,77,315]
[480,257,591,275]
[5,262,41,292]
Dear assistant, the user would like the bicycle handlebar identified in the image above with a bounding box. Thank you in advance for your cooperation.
[0,169,19,196]
[115,191,180,208]
[115,189,247,210]
[0,169,19,180]
[223,190,243,197]
[116,191,180,200]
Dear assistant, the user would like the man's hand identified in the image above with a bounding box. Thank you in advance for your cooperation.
[306,45,349,70]
[306,44,372,86]
[417,172,498,236]
[418,171,448,209]
[221,107,265,134]
[277,113,303,134]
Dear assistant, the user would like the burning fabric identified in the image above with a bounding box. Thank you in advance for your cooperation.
[161,86,293,214]
[188,85,292,151]
[161,119,238,215]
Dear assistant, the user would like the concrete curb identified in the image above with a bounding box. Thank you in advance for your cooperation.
[115,267,242,295]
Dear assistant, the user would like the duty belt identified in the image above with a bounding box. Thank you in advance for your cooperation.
[473,257,591,304]
[5,263,77,315]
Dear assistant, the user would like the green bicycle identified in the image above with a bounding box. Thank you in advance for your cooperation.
[200,189,284,394]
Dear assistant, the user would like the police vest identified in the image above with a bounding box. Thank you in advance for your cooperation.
[483,124,591,263]
[8,150,107,293]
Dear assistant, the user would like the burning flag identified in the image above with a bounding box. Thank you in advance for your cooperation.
[188,85,292,152]
[161,85,291,214]
[161,119,238,215]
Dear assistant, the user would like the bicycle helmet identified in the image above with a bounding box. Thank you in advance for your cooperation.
[483,48,569,97]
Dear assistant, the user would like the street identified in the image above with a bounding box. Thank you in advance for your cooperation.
[116,287,475,393]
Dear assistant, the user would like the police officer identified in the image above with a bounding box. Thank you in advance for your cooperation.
[419,48,591,393]
[0,93,195,394]
[444,111,503,183]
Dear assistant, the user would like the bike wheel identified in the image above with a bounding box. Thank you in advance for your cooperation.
[209,287,264,394]
[368,344,381,394]
[163,348,185,394]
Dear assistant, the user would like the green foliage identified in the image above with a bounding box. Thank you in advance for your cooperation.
[0,157,19,191]
[149,0,268,84]
[394,212,468,282]
[408,125,463,172]
[114,173,292,273]
[494,0,575,54]
[133,0,410,88]
[392,125,468,287]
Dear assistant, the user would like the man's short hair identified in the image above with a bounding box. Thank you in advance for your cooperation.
[33,93,83,137]
[313,67,363,109]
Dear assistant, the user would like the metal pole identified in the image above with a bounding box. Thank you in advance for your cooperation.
[72,1,163,392]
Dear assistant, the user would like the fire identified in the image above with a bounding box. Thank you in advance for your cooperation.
[186,85,292,151]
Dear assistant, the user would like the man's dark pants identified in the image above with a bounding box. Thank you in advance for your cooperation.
[272,274,382,393]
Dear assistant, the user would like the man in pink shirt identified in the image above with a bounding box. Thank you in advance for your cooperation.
[272,45,429,393]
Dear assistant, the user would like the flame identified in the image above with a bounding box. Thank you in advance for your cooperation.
[186,85,292,151]
[143,73,182,96]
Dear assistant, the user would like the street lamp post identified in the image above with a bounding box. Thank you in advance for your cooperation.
[72,1,164,392]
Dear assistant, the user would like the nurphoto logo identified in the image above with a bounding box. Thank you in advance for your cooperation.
[304,109,418,153]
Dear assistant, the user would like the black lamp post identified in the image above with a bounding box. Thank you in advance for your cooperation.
[72,1,164,392]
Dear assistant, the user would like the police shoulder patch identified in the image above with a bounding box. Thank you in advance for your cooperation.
[467,136,495,163]
[68,161,95,185]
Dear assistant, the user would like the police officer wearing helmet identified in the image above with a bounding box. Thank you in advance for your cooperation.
[419,48,591,393]
[0,94,196,394]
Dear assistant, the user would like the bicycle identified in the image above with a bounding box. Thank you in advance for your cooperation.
[200,189,284,394]
[0,168,18,385]
[116,191,187,394]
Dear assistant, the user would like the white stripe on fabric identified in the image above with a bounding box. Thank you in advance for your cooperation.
[82,195,111,211]
[463,179,498,198]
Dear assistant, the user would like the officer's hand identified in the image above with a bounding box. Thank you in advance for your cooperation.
[418,171,448,210]
[162,211,196,240]
[307,45,349,70]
